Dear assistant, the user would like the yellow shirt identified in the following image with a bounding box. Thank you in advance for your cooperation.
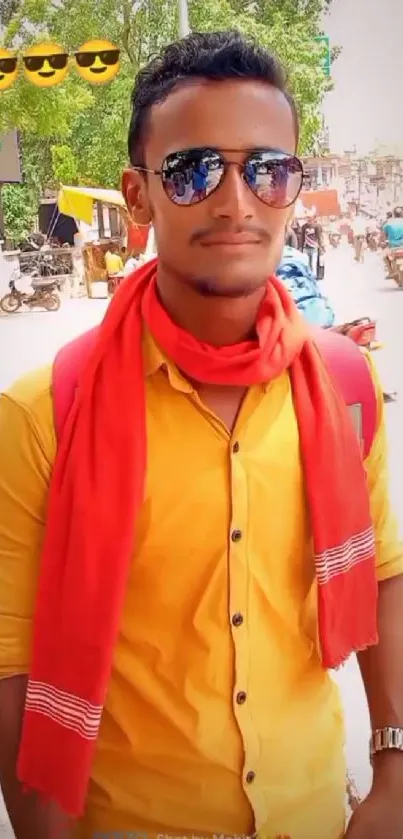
[0,335,402,839]
[105,251,124,274]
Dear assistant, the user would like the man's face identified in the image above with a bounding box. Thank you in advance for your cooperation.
[123,78,297,298]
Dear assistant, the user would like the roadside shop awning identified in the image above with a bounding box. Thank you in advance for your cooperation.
[57,185,126,225]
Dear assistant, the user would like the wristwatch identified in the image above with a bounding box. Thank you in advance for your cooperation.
[370,727,403,763]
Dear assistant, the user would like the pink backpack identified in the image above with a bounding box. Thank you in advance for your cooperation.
[52,326,377,458]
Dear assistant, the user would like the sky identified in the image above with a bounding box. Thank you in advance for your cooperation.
[322,0,403,154]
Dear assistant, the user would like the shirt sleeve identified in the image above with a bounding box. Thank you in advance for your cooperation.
[0,392,52,677]
[364,353,403,581]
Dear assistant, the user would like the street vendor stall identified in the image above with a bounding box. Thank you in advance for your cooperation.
[57,185,150,298]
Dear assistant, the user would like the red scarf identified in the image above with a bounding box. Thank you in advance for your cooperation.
[18,257,377,816]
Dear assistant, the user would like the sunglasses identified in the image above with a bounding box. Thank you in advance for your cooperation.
[23,53,69,72]
[0,57,18,74]
[74,49,120,67]
[133,147,304,209]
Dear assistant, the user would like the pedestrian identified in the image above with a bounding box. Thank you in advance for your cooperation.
[104,245,124,293]
[285,222,298,248]
[1,29,403,839]
[351,209,368,263]
[191,159,209,202]
[300,210,324,276]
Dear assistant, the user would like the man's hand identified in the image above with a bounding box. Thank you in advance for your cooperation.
[345,789,403,839]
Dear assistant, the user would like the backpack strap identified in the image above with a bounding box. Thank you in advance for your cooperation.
[313,327,377,458]
[52,326,99,439]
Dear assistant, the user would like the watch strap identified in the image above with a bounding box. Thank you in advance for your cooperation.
[370,727,403,763]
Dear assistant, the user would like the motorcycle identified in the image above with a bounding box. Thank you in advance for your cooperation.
[0,278,61,314]
[334,317,397,401]
[366,231,379,252]
[329,232,341,249]
[333,316,380,351]
[388,248,403,288]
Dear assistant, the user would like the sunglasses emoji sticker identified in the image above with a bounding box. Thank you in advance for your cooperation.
[22,43,69,88]
[74,39,120,85]
[0,48,18,91]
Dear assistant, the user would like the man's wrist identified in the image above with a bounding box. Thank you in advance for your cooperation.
[372,750,403,803]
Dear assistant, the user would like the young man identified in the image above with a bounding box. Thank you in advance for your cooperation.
[0,30,403,839]
[300,210,324,276]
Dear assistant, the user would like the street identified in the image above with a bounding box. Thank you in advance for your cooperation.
[0,244,402,834]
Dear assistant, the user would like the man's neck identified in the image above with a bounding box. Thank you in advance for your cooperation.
[156,271,265,347]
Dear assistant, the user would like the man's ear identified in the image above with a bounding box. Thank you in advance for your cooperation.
[121,168,151,226]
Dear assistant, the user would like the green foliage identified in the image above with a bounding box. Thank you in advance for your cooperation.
[2,181,36,243]
[0,0,336,240]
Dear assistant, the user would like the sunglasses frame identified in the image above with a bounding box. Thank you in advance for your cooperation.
[23,53,69,71]
[132,147,304,210]
[74,49,120,67]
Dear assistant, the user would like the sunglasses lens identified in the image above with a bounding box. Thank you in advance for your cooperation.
[49,54,68,69]
[100,50,120,65]
[0,58,17,73]
[75,52,94,67]
[162,149,224,205]
[246,151,303,208]
[25,56,43,71]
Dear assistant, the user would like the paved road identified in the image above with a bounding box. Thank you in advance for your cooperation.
[0,245,402,833]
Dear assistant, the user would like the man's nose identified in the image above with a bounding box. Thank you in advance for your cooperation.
[211,164,255,221]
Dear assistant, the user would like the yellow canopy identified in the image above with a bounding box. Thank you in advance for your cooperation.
[57,185,126,225]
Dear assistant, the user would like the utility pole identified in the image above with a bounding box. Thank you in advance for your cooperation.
[178,0,190,37]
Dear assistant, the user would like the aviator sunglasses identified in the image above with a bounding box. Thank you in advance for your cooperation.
[132,147,304,209]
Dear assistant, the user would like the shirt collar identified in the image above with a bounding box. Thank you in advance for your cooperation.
[142,325,275,394]
[142,326,194,394]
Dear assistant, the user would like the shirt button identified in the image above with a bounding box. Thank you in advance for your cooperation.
[232,612,244,627]
[245,770,256,784]
[232,441,240,453]
[236,690,247,704]
[231,529,242,543]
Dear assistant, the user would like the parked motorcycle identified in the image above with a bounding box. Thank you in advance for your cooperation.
[0,279,61,314]
[333,317,380,351]
[334,317,397,401]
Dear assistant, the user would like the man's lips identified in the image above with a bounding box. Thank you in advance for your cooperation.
[199,233,261,246]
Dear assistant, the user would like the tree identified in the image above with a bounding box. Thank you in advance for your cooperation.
[0,0,336,241]
[0,0,23,28]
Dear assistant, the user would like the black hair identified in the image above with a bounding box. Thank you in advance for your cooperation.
[128,30,299,166]
[394,206,403,218]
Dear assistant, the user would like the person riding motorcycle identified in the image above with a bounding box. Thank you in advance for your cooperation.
[382,206,403,275]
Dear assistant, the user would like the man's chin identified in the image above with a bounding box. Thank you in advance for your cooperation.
[192,274,267,299]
